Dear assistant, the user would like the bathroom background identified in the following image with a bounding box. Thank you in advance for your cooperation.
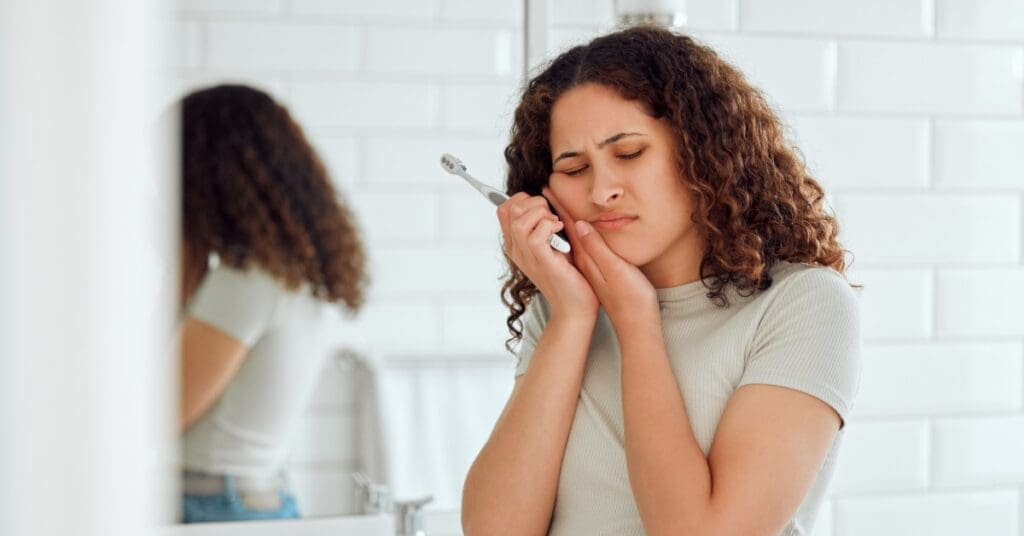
[3,1,1024,536]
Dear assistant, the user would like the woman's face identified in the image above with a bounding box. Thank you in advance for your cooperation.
[547,82,705,286]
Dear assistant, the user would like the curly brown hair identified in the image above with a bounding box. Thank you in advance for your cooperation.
[500,25,859,352]
[181,84,368,312]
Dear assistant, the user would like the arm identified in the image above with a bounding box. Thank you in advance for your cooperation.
[464,190,603,534]
[616,312,841,535]
[178,265,282,432]
[178,316,250,431]
[461,312,596,536]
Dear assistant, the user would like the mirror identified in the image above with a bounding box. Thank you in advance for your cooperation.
[167,0,1024,534]
[170,0,529,525]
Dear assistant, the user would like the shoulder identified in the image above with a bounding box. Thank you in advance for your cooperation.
[208,262,283,290]
[745,261,862,349]
[748,261,862,352]
[740,262,863,422]
[763,261,860,311]
[204,262,322,301]
[188,262,291,315]
[185,264,287,346]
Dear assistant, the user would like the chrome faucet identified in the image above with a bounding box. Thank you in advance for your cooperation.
[352,472,434,536]
[394,495,433,536]
[352,472,392,515]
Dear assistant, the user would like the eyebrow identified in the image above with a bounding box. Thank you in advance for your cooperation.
[552,132,646,165]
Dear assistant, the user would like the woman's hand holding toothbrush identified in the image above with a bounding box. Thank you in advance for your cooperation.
[497,192,599,320]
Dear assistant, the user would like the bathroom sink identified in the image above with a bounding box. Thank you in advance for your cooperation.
[158,514,393,536]
[157,509,461,536]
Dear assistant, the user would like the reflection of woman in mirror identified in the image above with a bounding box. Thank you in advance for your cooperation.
[464,26,861,535]
[178,84,367,523]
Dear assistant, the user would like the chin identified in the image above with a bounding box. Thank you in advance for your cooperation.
[602,235,658,267]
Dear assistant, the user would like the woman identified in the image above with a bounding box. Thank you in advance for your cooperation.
[463,26,861,535]
[178,84,368,523]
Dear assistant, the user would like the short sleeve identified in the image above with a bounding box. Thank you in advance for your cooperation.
[513,293,551,377]
[738,267,862,429]
[186,264,281,347]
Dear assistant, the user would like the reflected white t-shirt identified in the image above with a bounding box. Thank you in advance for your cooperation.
[514,261,862,535]
[182,264,336,478]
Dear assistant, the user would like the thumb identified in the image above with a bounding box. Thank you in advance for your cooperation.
[574,220,618,278]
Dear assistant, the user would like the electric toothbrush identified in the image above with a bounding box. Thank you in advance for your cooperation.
[440,153,571,254]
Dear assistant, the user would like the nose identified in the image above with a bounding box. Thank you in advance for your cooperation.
[589,163,624,206]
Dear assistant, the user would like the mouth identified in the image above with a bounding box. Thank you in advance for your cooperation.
[591,216,638,231]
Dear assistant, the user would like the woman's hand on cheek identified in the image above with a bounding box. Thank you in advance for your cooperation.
[542,187,658,326]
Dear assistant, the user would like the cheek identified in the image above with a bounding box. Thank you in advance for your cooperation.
[643,191,693,236]
[548,176,587,217]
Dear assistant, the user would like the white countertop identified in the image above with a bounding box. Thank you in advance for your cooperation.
[158,510,461,536]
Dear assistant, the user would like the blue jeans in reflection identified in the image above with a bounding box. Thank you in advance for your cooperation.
[182,474,300,523]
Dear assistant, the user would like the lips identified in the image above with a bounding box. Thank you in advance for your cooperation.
[591,215,638,231]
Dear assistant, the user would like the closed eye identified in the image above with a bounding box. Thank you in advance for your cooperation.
[564,165,588,176]
[617,150,643,160]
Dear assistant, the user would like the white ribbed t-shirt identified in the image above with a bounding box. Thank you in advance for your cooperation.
[182,264,335,478]
[513,261,862,535]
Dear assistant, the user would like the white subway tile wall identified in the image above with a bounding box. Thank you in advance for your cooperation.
[740,0,934,37]
[788,116,931,190]
[837,41,1024,115]
[833,194,1020,264]
[174,0,1024,533]
[830,420,931,493]
[935,0,1024,41]
[694,34,839,112]
[935,120,1024,189]
[835,490,1019,536]
[290,0,434,19]
[205,21,360,71]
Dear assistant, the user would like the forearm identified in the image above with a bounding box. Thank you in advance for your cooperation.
[618,316,713,535]
[180,355,239,432]
[462,313,596,536]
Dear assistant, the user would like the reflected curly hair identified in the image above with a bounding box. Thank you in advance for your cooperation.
[501,26,859,352]
[182,84,367,312]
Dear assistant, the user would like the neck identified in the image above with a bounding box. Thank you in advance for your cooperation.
[640,229,707,289]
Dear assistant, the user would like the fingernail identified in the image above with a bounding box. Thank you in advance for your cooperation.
[575,220,592,237]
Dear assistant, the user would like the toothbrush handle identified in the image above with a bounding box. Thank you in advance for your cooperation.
[548,232,571,253]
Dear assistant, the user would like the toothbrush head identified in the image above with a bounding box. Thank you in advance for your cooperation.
[440,153,467,174]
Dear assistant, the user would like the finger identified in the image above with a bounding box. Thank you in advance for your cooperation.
[511,205,560,235]
[508,194,556,220]
[510,205,562,262]
[574,220,620,283]
[540,186,602,279]
[572,237,604,287]
[543,186,594,253]
[507,191,530,202]
[526,218,566,259]
[498,195,549,254]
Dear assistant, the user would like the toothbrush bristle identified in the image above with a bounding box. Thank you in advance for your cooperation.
[440,154,466,173]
